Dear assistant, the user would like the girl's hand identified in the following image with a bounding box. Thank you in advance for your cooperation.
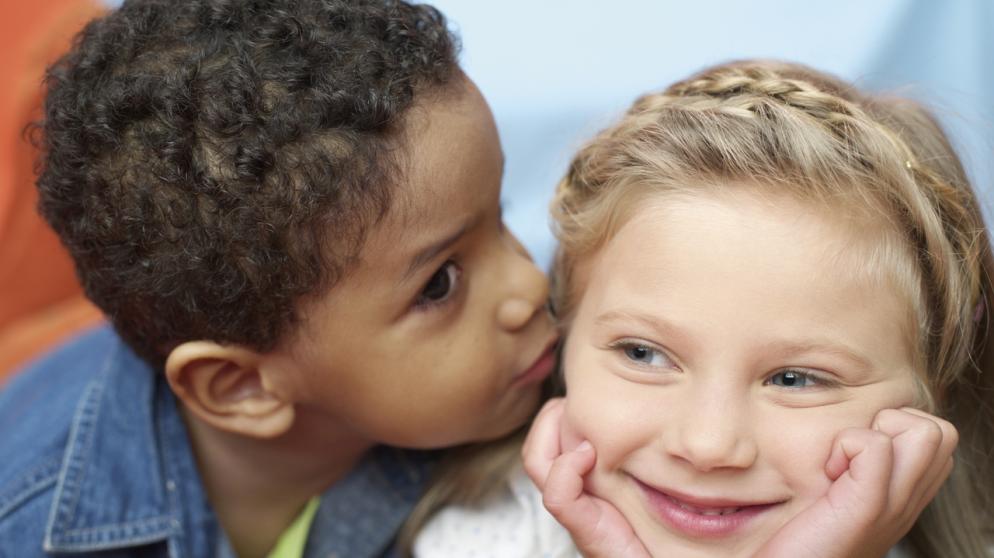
[522,398,650,558]
[524,402,955,558]
[756,407,958,558]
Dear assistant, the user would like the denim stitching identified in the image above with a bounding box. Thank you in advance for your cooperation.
[0,455,61,519]
[49,516,173,550]
[157,383,185,556]
[44,380,102,539]
[38,339,177,553]
[44,346,116,549]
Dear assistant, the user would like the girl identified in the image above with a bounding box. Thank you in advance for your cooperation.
[414,60,994,557]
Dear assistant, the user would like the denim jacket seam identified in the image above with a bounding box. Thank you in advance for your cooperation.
[0,454,61,520]
[44,516,175,551]
[370,456,409,504]
[373,449,430,503]
[44,379,104,542]
[156,386,187,551]
[44,346,117,550]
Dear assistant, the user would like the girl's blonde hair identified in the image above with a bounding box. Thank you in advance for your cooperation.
[551,60,994,557]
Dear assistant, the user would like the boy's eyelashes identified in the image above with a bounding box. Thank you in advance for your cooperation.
[412,260,462,311]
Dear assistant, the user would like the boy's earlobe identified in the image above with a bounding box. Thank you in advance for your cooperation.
[165,341,295,439]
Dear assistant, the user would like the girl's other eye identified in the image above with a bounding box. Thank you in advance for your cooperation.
[616,342,673,369]
[415,261,461,308]
[766,369,828,389]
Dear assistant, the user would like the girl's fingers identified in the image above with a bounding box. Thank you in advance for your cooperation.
[914,455,953,517]
[871,408,958,515]
[892,407,959,464]
[761,409,959,558]
[541,441,597,522]
[896,410,957,519]
[542,443,650,558]
[759,430,896,558]
[522,397,567,489]
[823,427,893,517]
[871,408,942,507]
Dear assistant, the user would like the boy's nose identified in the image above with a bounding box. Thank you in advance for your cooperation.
[497,297,542,331]
[496,238,550,332]
[666,388,758,472]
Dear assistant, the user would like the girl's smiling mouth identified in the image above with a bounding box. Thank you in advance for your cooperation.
[633,478,785,539]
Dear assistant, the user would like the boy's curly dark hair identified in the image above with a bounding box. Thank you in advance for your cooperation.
[36,0,460,365]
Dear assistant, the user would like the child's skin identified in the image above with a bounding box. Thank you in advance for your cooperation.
[165,76,559,556]
[524,186,957,557]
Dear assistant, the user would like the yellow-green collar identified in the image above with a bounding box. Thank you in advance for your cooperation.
[267,497,320,558]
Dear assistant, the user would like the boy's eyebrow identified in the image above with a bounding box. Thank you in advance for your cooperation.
[402,220,472,282]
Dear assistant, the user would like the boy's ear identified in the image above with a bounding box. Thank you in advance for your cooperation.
[165,341,295,439]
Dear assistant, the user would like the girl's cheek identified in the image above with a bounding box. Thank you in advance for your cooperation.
[560,395,592,453]
[562,378,651,470]
[760,411,848,496]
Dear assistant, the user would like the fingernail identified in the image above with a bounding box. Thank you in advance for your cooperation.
[576,441,593,452]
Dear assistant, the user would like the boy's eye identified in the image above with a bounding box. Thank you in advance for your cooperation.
[415,261,461,308]
[766,369,823,388]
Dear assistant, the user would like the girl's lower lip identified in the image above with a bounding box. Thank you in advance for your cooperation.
[635,479,778,539]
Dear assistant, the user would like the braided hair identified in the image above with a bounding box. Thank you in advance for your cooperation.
[551,60,994,557]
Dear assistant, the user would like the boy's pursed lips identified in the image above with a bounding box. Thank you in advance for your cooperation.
[511,336,559,387]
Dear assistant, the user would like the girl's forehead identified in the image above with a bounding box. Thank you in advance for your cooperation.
[566,184,925,364]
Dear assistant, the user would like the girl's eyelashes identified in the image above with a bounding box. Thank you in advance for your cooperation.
[606,336,840,388]
[765,368,837,389]
[414,260,462,310]
[610,340,676,370]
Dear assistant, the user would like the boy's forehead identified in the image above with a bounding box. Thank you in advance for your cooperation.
[361,178,485,283]
[353,77,503,275]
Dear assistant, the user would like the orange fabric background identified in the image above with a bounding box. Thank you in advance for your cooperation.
[0,0,107,382]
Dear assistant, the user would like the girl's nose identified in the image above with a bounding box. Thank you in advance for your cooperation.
[666,388,758,472]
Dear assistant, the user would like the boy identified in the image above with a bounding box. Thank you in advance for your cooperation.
[0,1,558,556]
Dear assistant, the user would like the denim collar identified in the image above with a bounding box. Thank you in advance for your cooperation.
[41,329,437,557]
[42,335,213,554]
[304,446,437,557]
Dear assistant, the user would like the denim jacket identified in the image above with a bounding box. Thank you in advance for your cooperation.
[0,326,436,557]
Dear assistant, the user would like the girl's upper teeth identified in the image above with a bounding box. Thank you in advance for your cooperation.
[675,499,741,515]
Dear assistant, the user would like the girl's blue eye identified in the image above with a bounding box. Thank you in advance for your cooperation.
[767,369,820,388]
[621,343,671,368]
[415,261,460,308]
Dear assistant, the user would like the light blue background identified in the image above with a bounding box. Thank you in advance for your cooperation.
[101,0,994,267]
[429,0,994,268]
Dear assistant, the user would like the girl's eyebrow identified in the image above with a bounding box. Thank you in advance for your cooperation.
[593,309,693,346]
[759,340,874,374]
[595,309,668,332]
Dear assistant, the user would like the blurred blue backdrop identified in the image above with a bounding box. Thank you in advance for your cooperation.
[429,0,994,268]
[101,0,993,268]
